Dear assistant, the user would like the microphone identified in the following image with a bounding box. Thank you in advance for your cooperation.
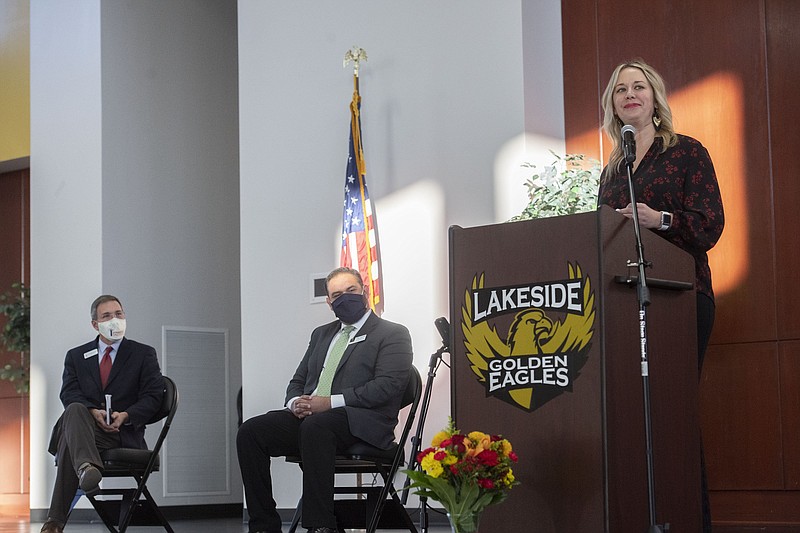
[621,124,636,165]
[434,317,450,350]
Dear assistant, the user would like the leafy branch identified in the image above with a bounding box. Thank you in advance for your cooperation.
[0,282,30,394]
[510,152,601,221]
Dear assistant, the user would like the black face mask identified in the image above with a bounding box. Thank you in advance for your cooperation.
[331,292,368,324]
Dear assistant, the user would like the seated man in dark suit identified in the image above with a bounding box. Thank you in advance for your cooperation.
[41,295,164,533]
[237,267,414,533]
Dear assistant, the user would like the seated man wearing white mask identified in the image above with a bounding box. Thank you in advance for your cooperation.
[41,295,164,533]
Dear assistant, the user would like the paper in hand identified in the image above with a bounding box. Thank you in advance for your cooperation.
[105,394,112,425]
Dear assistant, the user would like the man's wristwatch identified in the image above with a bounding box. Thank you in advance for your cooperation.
[659,211,673,231]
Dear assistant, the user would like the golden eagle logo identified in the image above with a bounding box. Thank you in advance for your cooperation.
[461,263,595,412]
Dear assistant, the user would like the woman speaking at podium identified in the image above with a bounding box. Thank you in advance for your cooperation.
[596,59,725,533]
[597,58,725,371]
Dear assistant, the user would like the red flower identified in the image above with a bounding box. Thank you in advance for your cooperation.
[476,449,499,467]
[478,478,495,489]
[508,451,518,462]
[416,447,434,463]
[434,450,447,461]
[450,434,466,447]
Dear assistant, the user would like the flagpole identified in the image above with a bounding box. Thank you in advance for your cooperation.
[341,47,384,315]
[344,46,367,79]
[344,46,367,97]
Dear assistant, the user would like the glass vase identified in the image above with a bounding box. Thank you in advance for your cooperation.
[447,510,481,533]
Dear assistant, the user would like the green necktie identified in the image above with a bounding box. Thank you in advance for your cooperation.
[316,326,354,396]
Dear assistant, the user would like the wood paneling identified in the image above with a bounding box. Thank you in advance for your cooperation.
[0,382,28,494]
[711,491,800,526]
[0,169,29,292]
[0,169,30,503]
[560,0,601,160]
[566,0,775,343]
[560,0,800,526]
[768,0,800,339]
[700,342,782,488]
[780,342,800,489]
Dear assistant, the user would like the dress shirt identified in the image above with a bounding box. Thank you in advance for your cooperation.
[287,310,372,410]
[98,339,122,366]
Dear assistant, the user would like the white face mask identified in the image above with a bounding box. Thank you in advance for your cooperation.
[97,318,126,341]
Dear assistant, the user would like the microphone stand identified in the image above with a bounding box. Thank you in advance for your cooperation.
[402,341,449,533]
[624,158,670,533]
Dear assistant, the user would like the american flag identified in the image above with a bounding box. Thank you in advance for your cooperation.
[340,79,384,316]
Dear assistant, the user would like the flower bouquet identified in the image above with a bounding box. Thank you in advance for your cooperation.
[404,419,519,533]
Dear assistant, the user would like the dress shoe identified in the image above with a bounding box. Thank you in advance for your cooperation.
[78,462,102,493]
[40,520,64,533]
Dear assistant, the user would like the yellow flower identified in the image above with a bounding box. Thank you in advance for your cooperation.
[431,430,450,447]
[467,431,488,444]
[421,452,444,478]
[499,439,512,456]
[504,470,515,486]
[442,452,458,466]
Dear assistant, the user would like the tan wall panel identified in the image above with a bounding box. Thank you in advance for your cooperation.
[0,0,31,161]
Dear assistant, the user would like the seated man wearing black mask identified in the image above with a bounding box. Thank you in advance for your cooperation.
[237,267,414,533]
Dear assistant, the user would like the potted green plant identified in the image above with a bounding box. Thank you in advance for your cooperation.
[0,282,30,394]
[510,152,601,221]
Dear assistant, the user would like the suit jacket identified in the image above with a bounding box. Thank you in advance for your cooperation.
[286,312,413,450]
[49,336,164,453]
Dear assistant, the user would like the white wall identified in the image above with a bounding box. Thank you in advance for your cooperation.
[238,0,563,511]
[28,0,564,516]
[29,0,241,514]
[100,0,241,508]
[29,0,104,512]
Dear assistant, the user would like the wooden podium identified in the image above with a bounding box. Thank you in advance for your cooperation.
[448,206,702,532]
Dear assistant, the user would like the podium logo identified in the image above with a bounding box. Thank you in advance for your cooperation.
[461,262,595,412]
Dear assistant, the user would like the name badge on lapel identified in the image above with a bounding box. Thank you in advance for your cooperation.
[84,348,99,359]
[350,334,367,345]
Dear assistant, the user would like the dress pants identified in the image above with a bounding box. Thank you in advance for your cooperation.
[48,403,120,524]
[697,292,715,533]
[236,408,359,532]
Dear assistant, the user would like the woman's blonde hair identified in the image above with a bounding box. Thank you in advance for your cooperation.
[601,59,678,172]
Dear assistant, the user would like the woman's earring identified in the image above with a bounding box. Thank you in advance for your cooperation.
[652,110,662,130]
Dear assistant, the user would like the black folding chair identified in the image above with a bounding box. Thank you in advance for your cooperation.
[86,376,179,533]
[287,366,422,533]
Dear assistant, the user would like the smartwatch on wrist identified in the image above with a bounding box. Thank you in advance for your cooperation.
[659,211,672,231]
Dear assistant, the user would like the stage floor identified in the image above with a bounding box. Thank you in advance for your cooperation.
[0,517,451,533]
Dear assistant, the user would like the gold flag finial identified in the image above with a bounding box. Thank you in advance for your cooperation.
[343,46,368,77]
